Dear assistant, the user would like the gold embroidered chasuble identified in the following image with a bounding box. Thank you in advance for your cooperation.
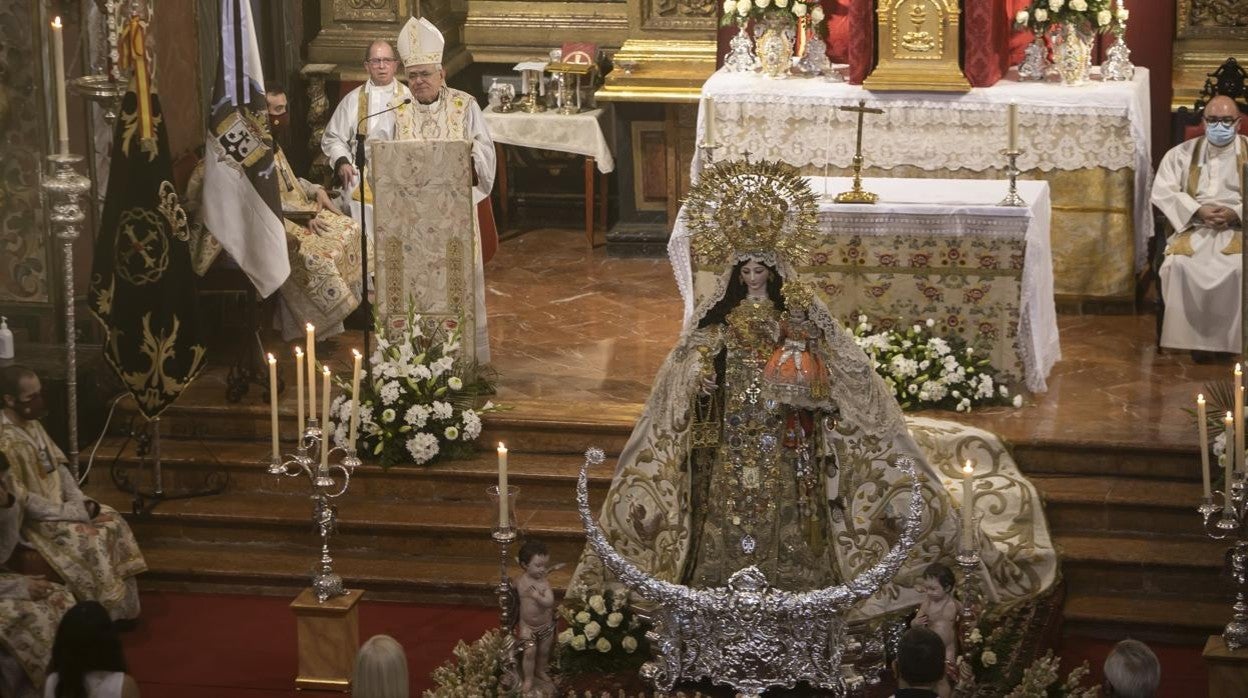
[0,415,146,620]
[0,501,74,694]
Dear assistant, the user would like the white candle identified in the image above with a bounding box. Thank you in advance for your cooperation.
[1198,394,1211,499]
[268,354,279,461]
[321,367,331,470]
[703,96,718,145]
[1226,412,1236,504]
[960,460,975,552]
[51,17,69,155]
[1006,102,1018,152]
[306,324,317,423]
[294,347,305,430]
[348,349,362,449]
[521,71,529,95]
[498,443,509,528]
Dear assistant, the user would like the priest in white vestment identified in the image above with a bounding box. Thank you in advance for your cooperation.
[391,17,496,364]
[1151,95,1245,355]
[321,40,413,248]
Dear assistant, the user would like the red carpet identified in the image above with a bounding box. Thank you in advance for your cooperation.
[119,591,1208,697]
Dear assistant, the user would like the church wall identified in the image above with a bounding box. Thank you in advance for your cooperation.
[152,0,205,158]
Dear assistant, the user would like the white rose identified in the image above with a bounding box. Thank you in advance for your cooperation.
[557,628,575,645]
[448,376,463,391]
[575,611,591,624]
[1048,0,1063,11]
[444,426,459,440]
[754,0,769,9]
[1013,394,1023,408]
[1097,9,1110,25]
[736,0,751,15]
[607,612,624,628]
[589,594,608,615]
[810,5,823,21]
[981,650,998,666]
[595,637,612,653]
[570,634,587,651]
[1070,0,1087,11]
[969,628,983,644]
[723,0,735,13]
[622,635,639,653]
[775,0,788,7]
[794,3,808,17]
[583,621,602,640]
[1034,8,1048,20]
[1115,7,1129,21]
[1015,9,1029,24]
[925,318,935,328]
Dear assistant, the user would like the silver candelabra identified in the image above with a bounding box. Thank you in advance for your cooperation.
[488,485,521,692]
[268,419,361,603]
[42,154,92,475]
[1199,475,1248,649]
[999,149,1026,207]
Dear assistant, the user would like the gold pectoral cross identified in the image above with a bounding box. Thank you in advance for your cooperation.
[835,100,884,204]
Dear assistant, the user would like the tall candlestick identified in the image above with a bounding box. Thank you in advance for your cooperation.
[294,347,305,431]
[268,354,279,461]
[321,367,331,471]
[348,349,362,449]
[1006,102,1018,152]
[960,460,975,552]
[306,324,317,422]
[51,17,69,154]
[703,96,718,145]
[1237,363,1244,473]
[1198,394,1211,499]
[498,442,509,528]
[1225,411,1235,505]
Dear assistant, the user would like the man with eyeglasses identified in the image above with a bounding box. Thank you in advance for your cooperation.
[321,40,412,249]
[387,16,496,364]
[1151,94,1246,360]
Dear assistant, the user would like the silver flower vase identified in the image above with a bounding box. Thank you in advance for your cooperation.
[1017,34,1049,82]
[1101,21,1135,81]
[723,17,760,73]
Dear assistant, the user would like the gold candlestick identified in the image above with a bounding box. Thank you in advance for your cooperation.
[835,101,883,204]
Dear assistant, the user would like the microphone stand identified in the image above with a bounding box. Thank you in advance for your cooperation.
[354,132,371,378]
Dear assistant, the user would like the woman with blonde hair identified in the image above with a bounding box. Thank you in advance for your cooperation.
[352,635,408,698]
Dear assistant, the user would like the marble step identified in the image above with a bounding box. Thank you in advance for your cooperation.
[85,437,614,506]
[1055,533,1230,601]
[1031,475,1208,538]
[1010,440,1202,482]
[1062,592,1228,644]
[87,485,592,564]
[132,539,571,605]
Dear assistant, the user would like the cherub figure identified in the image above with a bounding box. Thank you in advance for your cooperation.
[514,539,557,695]
[910,562,962,684]
[761,280,829,409]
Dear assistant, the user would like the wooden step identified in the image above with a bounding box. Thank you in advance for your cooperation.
[1056,533,1230,601]
[1011,440,1202,481]
[133,539,572,605]
[1032,475,1207,538]
[85,437,614,506]
[1063,592,1228,644]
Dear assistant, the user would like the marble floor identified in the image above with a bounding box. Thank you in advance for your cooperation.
[206,228,1225,453]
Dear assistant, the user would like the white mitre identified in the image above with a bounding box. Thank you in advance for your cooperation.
[397,17,444,67]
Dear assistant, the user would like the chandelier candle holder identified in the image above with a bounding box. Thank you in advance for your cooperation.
[1195,361,1248,648]
[487,444,521,693]
[1101,1,1135,82]
[999,103,1026,207]
[956,459,985,653]
[265,348,362,603]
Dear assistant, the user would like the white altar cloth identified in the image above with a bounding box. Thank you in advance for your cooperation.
[483,106,615,173]
[669,177,1060,393]
[694,68,1151,273]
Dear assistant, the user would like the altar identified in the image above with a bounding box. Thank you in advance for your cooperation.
[694,68,1152,302]
[670,177,1059,392]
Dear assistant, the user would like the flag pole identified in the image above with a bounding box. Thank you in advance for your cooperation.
[356,132,371,379]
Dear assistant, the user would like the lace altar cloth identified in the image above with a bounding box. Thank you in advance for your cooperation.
[695,67,1152,270]
[483,105,615,173]
[669,177,1059,393]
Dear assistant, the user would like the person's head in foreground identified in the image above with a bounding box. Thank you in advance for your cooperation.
[353,634,409,698]
[49,601,134,698]
[896,626,945,693]
[1103,638,1160,698]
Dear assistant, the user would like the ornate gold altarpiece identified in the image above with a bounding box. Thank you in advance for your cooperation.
[1171,0,1248,109]
[863,0,971,92]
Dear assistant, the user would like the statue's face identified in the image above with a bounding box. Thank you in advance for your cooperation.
[739,261,770,295]
[919,577,948,603]
[407,64,445,103]
[523,553,550,580]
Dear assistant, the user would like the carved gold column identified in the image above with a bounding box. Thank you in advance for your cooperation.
[1171,0,1248,109]
[306,0,468,77]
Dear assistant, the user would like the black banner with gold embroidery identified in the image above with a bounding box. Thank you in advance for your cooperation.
[88,17,206,420]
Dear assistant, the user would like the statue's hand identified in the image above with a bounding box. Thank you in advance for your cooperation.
[699,376,718,396]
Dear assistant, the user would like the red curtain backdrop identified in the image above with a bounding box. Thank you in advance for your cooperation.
[963,0,1011,86]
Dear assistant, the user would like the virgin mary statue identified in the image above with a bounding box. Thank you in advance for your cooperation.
[567,160,1057,620]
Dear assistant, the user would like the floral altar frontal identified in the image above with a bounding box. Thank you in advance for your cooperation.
[694,68,1151,301]
[670,176,1059,393]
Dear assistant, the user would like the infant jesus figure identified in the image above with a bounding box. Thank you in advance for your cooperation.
[910,562,962,685]
[761,279,830,410]
[515,538,558,695]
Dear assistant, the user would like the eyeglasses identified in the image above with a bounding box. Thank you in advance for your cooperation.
[408,70,439,80]
[1204,115,1241,125]
[365,58,398,66]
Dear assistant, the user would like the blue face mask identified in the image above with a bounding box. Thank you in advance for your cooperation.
[1207,121,1237,147]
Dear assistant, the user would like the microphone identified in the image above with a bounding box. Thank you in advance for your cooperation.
[357,98,412,130]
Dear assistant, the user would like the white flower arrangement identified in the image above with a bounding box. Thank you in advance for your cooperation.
[721,0,827,29]
[330,303,499,468]
[1014,0,1116,32]
[849,315,1020,412]
[559,588,649,675]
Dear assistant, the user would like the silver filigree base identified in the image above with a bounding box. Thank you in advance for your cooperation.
[1101,26,1135,82]
[492,526,521,692]
[1017,37,1049,82]
[723,21,759,73]
[796,34,832,76]
[999,149,1026,207]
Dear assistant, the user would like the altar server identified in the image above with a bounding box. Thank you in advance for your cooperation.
[1152,95,1245,357]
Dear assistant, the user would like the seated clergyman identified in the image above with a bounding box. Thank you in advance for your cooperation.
[0,366,147,621]
[1151,94,1245,359]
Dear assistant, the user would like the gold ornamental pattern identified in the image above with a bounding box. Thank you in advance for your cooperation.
[333,0,398,22]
